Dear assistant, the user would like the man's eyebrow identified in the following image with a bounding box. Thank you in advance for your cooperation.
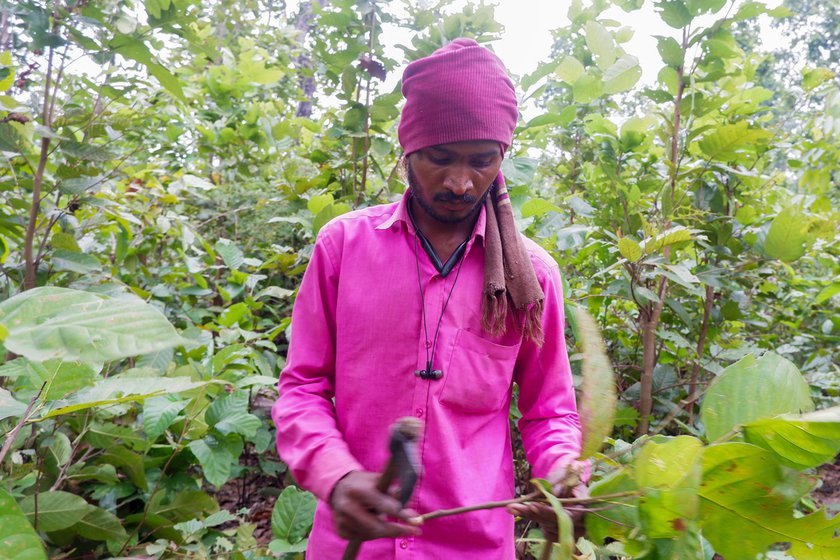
[427,147,500,158]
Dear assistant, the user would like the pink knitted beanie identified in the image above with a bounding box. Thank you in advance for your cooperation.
[398,38,518,155]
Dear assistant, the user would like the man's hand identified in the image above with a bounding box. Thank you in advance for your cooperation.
[506,466,588,543]
[330,471,423,542]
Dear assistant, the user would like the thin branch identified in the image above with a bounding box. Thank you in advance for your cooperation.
[417,490,639,522]
[0,383,45,467]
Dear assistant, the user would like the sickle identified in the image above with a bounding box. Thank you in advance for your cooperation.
[342,417,423,560]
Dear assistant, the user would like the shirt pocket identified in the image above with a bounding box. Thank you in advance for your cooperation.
[439,328,518,414]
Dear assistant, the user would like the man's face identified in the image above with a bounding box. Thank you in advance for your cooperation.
[407,140,503,225]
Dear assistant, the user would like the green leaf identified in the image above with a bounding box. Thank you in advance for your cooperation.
[815,283,840,304]
[271,486,317,544]
[521,198,562,219]
[554,55,585,84]
[636,436,703,537]
[700,442,839,560]
[0,387,28,421]
[584,21,616,70]
[206,392,260,437]
[313,203,350,235]
[802,67,835,91]
[573,73,604,103]
[268,539,309,553]
[500,157,539,186]
[0,287,191,363]
[215,238,245,270]
[764,206,811,262]
[189,435,241,487]
[99,446,148,490]
[39,375,214,420]
[742,407,840,469]
[23,359,99,401]
[575,308,617,459]
[618,237,642,262]
[112,35,185,102]
[0,488,46,560]
[534,479,575,559]
[603,55,641,94]
[144,395,188,440]
[644,226,693,254]
[585,470,640,545]
[656,36,684,67]
[59,141,115,162]
[19,492,90,532]
[148,490,218,522]
[700,353,814,441]
[45,432,72,467]
[697,121,773,161]
[657,0,693,28]
[72,505,128,541]
[51,249,102,274]
[307,193,334,216]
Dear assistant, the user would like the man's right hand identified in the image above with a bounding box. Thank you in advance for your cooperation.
[330,471,423,541]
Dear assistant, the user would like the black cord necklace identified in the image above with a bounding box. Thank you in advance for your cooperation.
[413,230,467,381]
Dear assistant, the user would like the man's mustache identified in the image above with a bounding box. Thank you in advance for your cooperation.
[433,192,477,204]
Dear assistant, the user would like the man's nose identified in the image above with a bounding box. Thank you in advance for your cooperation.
[443,166,473,194]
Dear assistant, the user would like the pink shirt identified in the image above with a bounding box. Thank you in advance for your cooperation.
[272,193,582,559]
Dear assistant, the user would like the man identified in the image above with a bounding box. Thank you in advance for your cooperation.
[272,38,584,558]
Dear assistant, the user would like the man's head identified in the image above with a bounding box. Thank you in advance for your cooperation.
[398,39,517,225]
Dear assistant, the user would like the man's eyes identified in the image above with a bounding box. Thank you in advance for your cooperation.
[428,155,494,168]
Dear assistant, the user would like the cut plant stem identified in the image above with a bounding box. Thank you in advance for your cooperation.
[417,490,638,522]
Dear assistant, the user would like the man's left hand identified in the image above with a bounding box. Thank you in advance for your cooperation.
[506,470,588,543]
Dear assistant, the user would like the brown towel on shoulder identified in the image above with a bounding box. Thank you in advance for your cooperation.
[482,175,545,345]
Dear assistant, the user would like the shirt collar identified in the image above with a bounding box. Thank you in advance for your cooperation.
[376,189,487,241]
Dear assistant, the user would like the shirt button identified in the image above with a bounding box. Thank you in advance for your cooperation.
[415,408,424,417]
[400,539,408,549]
[425,340,432,348]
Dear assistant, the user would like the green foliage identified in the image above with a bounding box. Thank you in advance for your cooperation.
[0,0,838,558]
[0,488,46,560]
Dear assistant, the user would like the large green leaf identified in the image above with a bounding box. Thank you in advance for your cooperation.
[585,469,641,547]
[72,505,128,541]
[700,443,839,560]
[0,488,46,560]
[144,395,188,440]
[764,205,811,262]
[0,387,27,421]
[573,72,603,103]
[635,436,702,538]
[215,238,245,270]
[603,55,642,94]
[575,308,617,459]
[19,492,90,532]
[189,435,242,487]
[617,237,642,262]
[206,391,260,437]
[700,353,814,441]
[38,375,214,420]
[0,287,191,363]
[271,486,317,544]
[148,490,218,523]
[656,35,684,67]
[554,55,585,84]
[584,21,616,70]
[24,359,99,401]
[697,121,773,161]
[742,407,840,469]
